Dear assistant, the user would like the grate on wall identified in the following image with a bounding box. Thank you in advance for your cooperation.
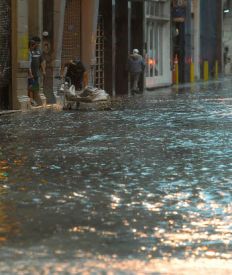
[62,0,81,64]
[95,15,105,89]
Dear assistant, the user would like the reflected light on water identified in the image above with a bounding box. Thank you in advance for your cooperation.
[0,158,24,243]
[0,200,20,244]
[110,194,121,209]
[69,226,96,233]
[0,160,9,181]
[0,257,232,274]
[143,201,162,212]
[1,82,232,273]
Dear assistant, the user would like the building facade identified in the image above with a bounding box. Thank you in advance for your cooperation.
[5,0,98,110]
[200,0,222,79]
[223,0,232,74]
[0,0,225,110]
[171,0,222,83]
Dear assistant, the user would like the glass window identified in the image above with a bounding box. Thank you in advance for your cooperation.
[146,20,163,77]
[147,1,165,17]
[145,1,167,77]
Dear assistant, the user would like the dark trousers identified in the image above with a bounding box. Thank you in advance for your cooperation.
[130,72,141,91]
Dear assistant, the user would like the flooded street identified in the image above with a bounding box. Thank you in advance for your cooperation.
[0,78,232,274]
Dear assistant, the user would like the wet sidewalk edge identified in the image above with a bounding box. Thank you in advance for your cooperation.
[0,110,22,116]
[1,76,232,116]
[0,104,56,116]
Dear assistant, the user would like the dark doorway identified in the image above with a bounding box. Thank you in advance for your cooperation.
[131,1,144,91]
[99,0,129,96]
[0,0,11,110]
[115,0,128,95]
[99,0,144,95]
[172,21,185,83]
[43,0,56,104]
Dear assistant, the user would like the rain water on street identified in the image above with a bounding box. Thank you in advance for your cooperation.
[0,78,232,274]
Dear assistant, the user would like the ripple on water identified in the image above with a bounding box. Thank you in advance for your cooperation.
[0,82,232,272]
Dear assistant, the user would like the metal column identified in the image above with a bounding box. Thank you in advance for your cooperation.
[128,1,131,95]
[112,0,116,97]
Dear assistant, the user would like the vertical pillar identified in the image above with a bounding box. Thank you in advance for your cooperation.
[215,60,218,79]
[193,0,200,80]
[41,0,54,104]
[12,0,31,110]
[28,0,46,106]
[53,0,66,95]
[203,60,209,81]
[38,0,46,106]
[142,1,146,92]
[173,54,179,85]
[128,1,131,95]
[175,63,179,85]
[190,61,194,82]
[81,0,99,87]
[216,0,222,74]
[112,0,116,97]
[28,0,43,37]
[38,0,43,36]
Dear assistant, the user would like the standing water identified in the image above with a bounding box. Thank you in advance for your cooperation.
[0,79,232,274]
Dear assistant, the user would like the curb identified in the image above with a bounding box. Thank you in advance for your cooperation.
[0,110,22,116]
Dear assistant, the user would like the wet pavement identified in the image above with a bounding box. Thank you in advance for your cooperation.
[0,78,232,274]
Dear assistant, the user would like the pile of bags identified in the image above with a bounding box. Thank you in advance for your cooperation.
[66,85,110,103]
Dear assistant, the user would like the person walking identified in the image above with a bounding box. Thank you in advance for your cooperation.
[128,49,145,93]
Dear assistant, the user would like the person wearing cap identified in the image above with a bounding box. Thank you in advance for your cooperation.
[128,49,145,93]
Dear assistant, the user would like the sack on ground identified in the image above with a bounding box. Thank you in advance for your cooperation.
[65,85,110,103]
[68,85,76,96]
[80,86,110,102]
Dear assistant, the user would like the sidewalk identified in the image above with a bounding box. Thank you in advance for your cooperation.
[171,75,231,89]
[0,110,21,116]
[0,104,57,116]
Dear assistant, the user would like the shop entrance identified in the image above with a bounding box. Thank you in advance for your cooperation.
[172,21,185,83]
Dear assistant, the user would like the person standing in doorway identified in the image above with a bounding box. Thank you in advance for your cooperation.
[29,36,46,106]
[128,49,145,93]
[42,31,56,104]
[28,39,37,106]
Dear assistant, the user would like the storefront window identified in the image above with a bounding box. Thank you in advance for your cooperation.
[146,1,165,17]
[146,21,163,77]
[145,0,169,78]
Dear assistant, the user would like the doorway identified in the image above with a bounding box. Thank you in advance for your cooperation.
[172,21,185,83]
[0,0,11,110]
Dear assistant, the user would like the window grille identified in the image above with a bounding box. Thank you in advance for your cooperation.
[95,15,105,89]
[0,0,11,88]
[62,0,81,64]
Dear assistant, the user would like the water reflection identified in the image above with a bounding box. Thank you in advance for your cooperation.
[0,80,232,273]
[0,189,20,244]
